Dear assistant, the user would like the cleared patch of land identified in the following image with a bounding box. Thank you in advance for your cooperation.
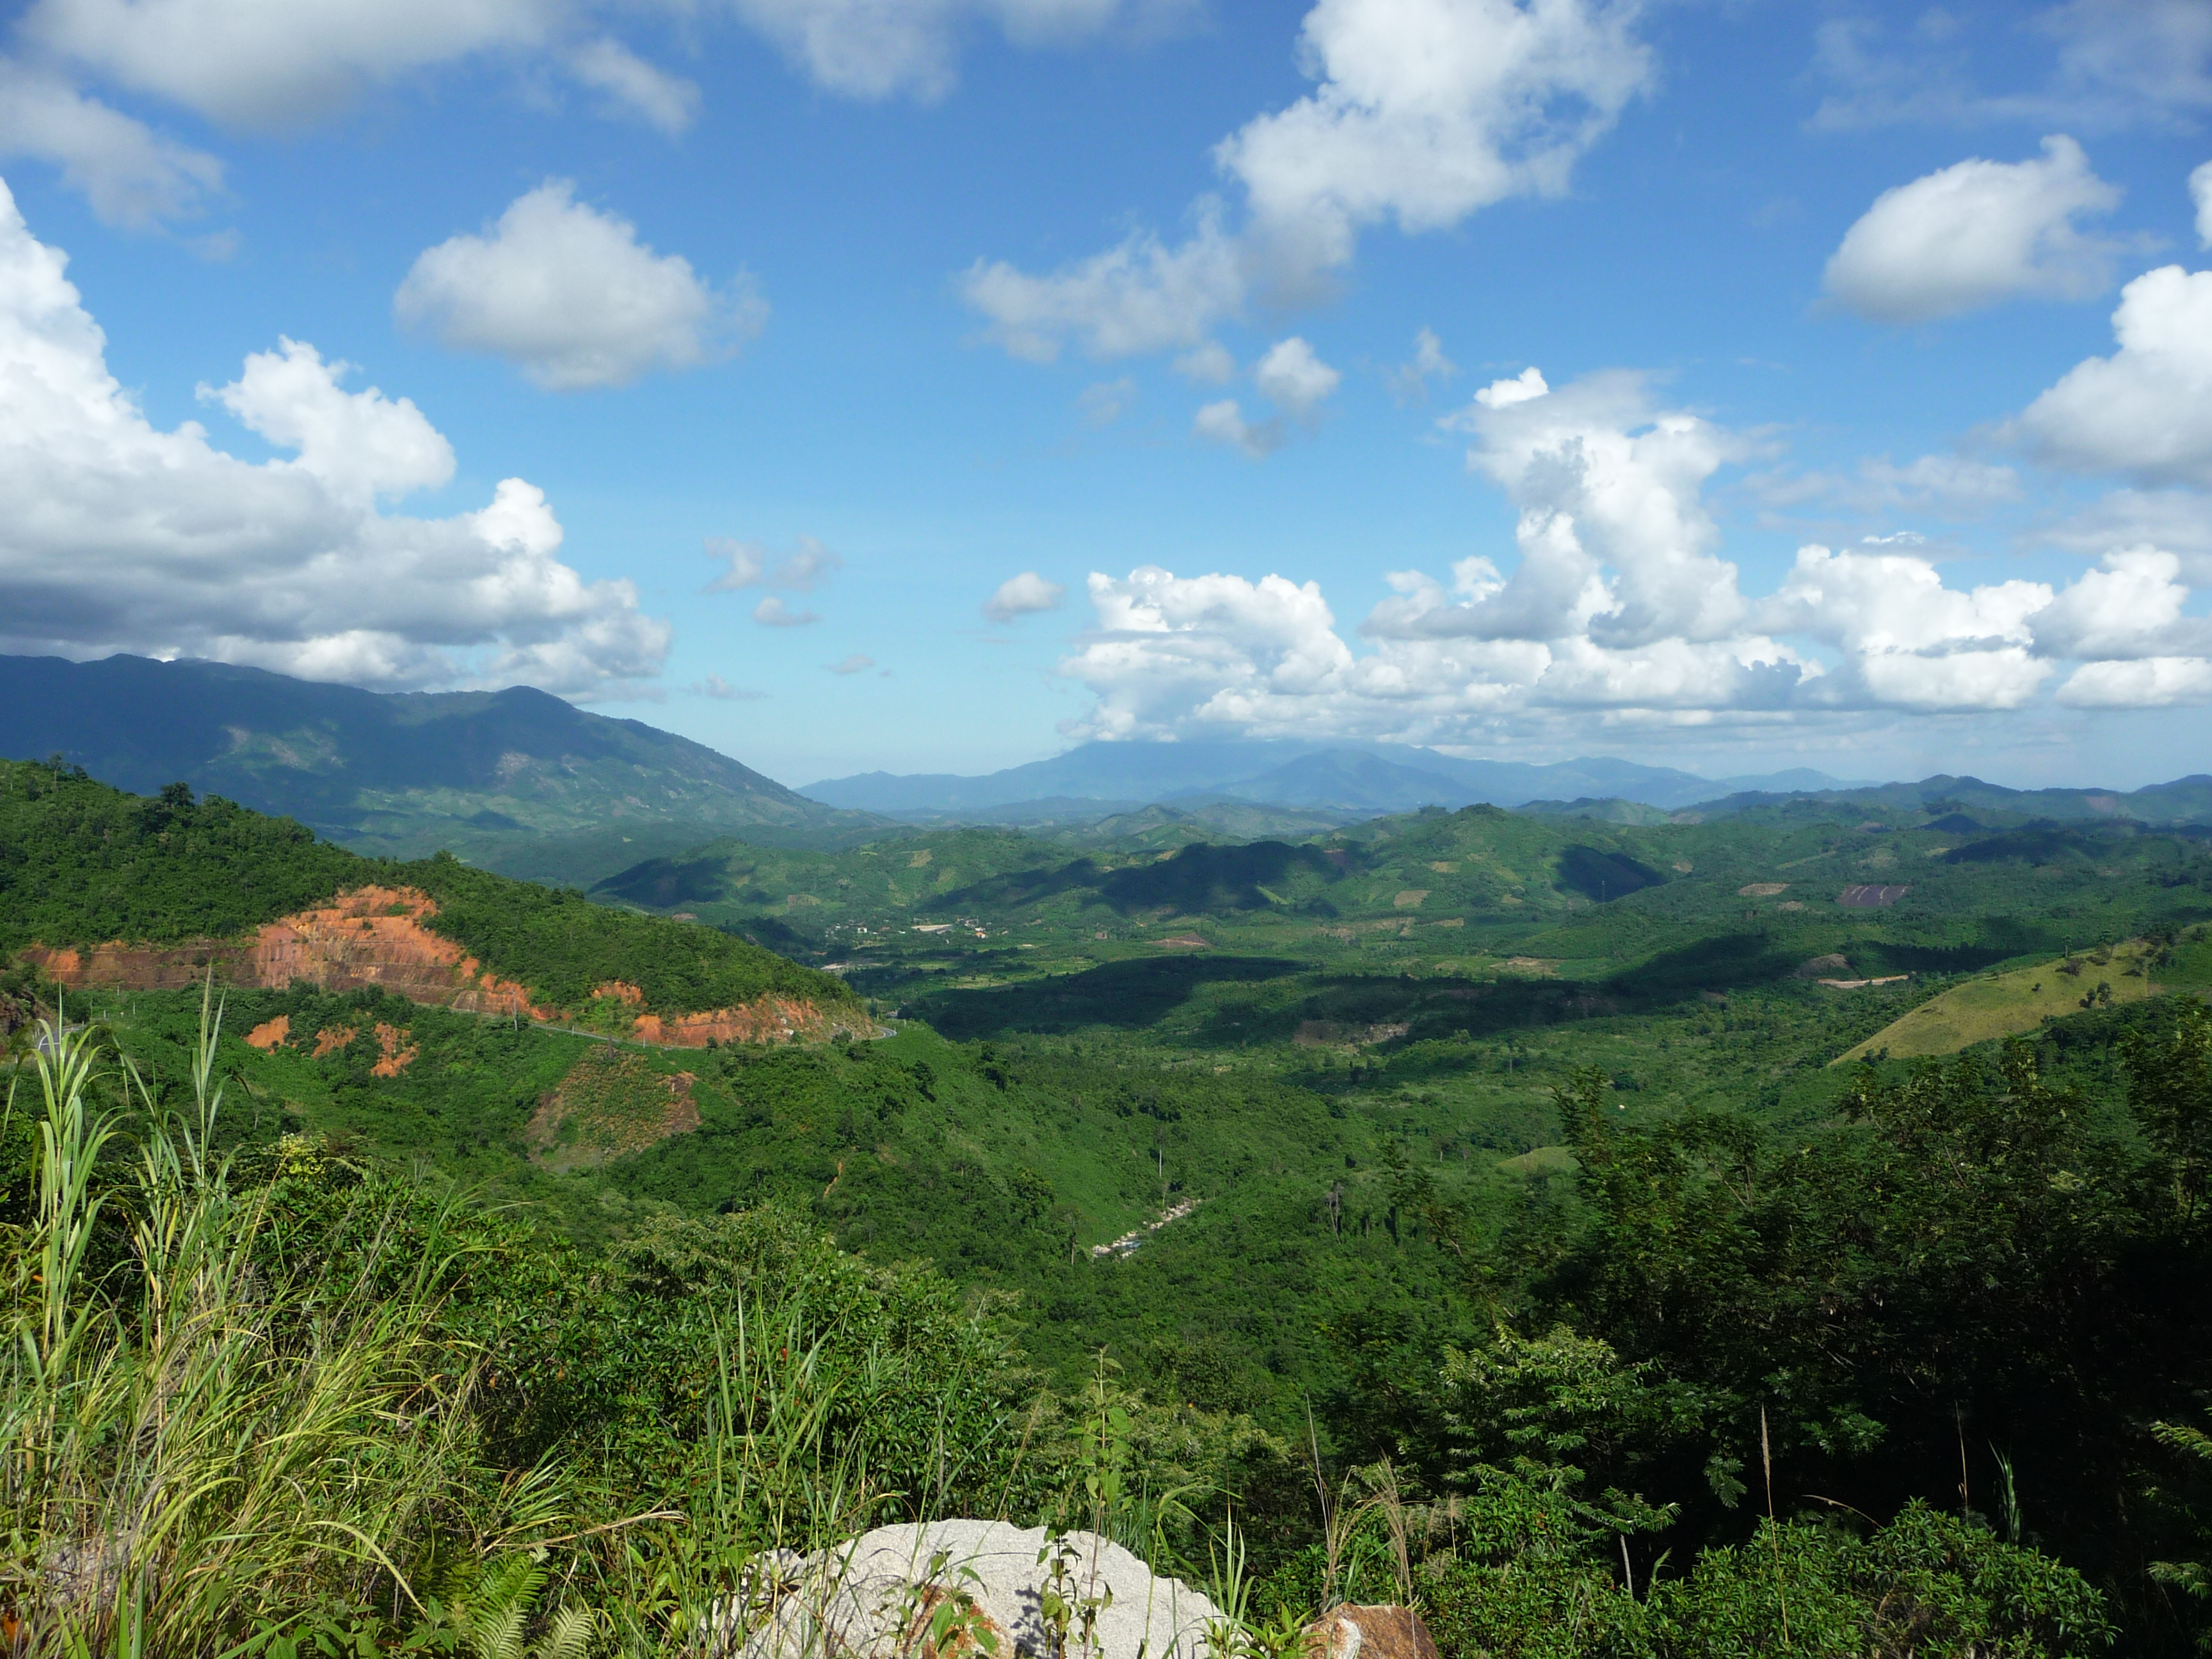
[1836,945,2159,1062]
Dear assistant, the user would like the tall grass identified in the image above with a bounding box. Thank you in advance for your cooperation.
[0,983,515,1653]
[0,984,1122,1657]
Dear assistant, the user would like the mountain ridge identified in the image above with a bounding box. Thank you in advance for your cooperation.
[803,741,1868,817]
[0,653,888,870]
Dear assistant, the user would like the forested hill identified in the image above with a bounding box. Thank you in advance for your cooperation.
[0,758,862,1034]
[0,653,888,866]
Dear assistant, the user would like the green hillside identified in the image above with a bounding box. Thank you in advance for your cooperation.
[14,756,2212,1654]
[0,757,858,1023]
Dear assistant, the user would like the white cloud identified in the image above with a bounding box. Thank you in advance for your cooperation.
[962,208,1244,363]
[394,181,764,390]
[706,534,842,593]
[2028,545,2212,659]
[21,0,561,129]
[1441,369,1747,647]
[2194,161,2212,246]
[567,38,700,134]
[963,0,1653,362]
[1222,0,1651,281]
[21,0,1163,134]
[2057,655,2212,707]
[204,337,454,504]
[1173,341,1237,383]
[1059,358,2212,741]
[1388,326,1455,403]
[1473,365,1546,408]
[753,596,821,627]
[1254,335,1340,417]
[1822,136,2123,325]
[0,177,666,694]
[1077,376,1135,426]
[1064,566,1356,739]
[1759,544,2054,711]
[1193,398,1283,459]
[984,570,1066,623]
[828,652,876,674]
[2015,264,2212,486]
[0,58,223,228]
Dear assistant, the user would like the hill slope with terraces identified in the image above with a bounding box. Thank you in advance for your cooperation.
[0,758,866,1047]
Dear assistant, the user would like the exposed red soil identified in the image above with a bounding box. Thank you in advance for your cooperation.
[370,1022,417,1077]
[22,886,547,1016]
[629,995,853,1048]
[244,1014,291,1052]
[22,885,862,1052]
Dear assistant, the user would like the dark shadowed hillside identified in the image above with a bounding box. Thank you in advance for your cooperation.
[0,653,888,870]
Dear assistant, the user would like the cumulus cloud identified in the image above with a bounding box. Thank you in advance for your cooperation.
[1758,544,2053,710]
[753,597,821,627]
[2057,655,2212,707]
[395,181,764,390]
[205,337,454,504]
[963,0,1652,361]
[1388,327,1456,403]
[2028,545,2212,659]
[828,652,876,674]
[0,177,666,694]
[1822,136,2124,324]
[1440,368,1747,647]
[1254,336,1340,417]
[0,58,223,228]
[1057,360,2212,737]
[1193,399,1283,459]
[2015,264,2212,486]
[1474,365,1546,408]
[984,570,1066,623]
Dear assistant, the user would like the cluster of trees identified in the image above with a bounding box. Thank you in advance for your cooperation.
[1318,999,2212,1652]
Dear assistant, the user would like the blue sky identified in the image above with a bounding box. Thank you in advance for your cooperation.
[1,0,2209,790]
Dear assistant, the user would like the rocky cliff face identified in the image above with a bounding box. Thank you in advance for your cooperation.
[23,886,859,1048]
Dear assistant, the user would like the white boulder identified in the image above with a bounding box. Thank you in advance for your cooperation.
[720,1521,1223,1659]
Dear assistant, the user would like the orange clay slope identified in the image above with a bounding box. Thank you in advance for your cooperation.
[22,885,867,1049]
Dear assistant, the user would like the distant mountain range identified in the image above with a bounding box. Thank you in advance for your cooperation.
[1680,773,2212,828]
[802,741,1866,818]
[0,655,885,870]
